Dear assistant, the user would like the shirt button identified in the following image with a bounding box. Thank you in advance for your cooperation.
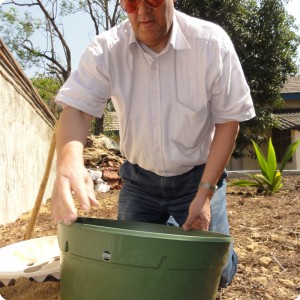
[153,93,157,98]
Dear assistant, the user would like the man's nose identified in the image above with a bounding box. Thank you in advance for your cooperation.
[138,0,152,14]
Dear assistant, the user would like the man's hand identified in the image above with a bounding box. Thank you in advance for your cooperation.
[182,121,240,231]
[50,107,98,225]
[182,194,211,231]
[51,162,99,225]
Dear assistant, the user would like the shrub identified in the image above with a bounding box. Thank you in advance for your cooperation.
[229,138,300,194]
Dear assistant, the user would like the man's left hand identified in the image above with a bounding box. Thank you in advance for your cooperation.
[182,195,211,231]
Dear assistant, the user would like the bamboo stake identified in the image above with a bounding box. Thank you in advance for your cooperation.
[24,124,57,240]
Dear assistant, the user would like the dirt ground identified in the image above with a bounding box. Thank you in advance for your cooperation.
[0,176,299,300]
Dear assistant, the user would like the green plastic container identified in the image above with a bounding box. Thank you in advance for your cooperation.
[58,218,232,300]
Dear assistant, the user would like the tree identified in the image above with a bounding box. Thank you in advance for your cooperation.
[0,0,123,133]
[1,1,299,142]
[61,0,122,34]
[31,75,62,118]
[0,0,123,82]
[59,0,123,134]
[0,1,72,84]
[175,0,300,157]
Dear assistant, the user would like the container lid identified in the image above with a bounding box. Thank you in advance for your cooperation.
[73,217,232,243]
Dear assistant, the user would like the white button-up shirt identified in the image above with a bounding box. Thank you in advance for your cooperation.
[55,10,255,176]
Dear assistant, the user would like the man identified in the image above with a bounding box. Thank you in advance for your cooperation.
[51,0,255,288]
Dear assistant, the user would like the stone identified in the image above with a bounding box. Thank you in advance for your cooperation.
[267,275,274,281]
[235,247,247,258]
[271,234,284,243]
[246,242,258,251]
[259,256,272,267]
[278,278,295,288]
[260,266,268,274]
[277,287,288,296]
[253,276,268,286]
[102,170,120,181]
[252,232,261,239]
[271,266,280,273]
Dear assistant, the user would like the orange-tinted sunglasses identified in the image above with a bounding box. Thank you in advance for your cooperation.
[120,0,165,13]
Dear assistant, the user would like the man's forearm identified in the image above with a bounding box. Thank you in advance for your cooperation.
[51,107,97,225]
[200,121,239,188]
[56,107,94,165]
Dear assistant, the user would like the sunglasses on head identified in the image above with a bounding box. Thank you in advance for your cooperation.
[120,0,165,14]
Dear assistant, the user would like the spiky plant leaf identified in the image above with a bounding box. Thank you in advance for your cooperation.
[251,140,270,180]
[266,138,278,181]
[279,140,300,173]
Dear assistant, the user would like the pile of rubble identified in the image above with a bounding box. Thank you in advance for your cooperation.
[83,134,125,191]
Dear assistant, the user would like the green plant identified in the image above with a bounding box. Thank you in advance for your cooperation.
[229,138,300,194]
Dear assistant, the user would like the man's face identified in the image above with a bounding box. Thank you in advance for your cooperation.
[127,0,175,53]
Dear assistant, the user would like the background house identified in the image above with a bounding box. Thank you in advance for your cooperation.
[0,40,57,225]
[272,77,300,169]
[103,111,120,143]
[228,76,300,171]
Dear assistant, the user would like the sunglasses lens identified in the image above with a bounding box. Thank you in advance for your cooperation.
[121,0,139,13]
[144,0,164,8]
[121,0,165,13]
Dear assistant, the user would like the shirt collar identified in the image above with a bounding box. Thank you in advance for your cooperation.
[128,10,191,52]
[170,11,191,50]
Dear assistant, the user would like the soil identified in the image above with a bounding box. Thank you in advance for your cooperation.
[0,176,299,300]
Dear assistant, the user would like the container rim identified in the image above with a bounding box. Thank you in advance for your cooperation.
[62,218,233,243]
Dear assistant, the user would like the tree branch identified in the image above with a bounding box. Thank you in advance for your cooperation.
[36,0,71,80]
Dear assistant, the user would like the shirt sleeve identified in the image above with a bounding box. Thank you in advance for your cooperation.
[55,37,111,118]
[210,31,256,124]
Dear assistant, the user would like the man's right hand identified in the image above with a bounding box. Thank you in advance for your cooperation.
[51,162,99,225]
[50,107,98,225]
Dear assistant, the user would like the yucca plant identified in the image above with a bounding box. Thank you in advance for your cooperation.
[229,138,300,194]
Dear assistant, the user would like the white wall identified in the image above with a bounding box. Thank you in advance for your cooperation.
[0,51,56,225]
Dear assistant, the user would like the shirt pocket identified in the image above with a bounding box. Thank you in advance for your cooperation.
[170,100,209,150]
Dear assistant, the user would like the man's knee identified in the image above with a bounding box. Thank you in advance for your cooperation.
[219,250,238,288]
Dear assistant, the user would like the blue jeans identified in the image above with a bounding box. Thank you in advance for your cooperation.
[118,161,238,288]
